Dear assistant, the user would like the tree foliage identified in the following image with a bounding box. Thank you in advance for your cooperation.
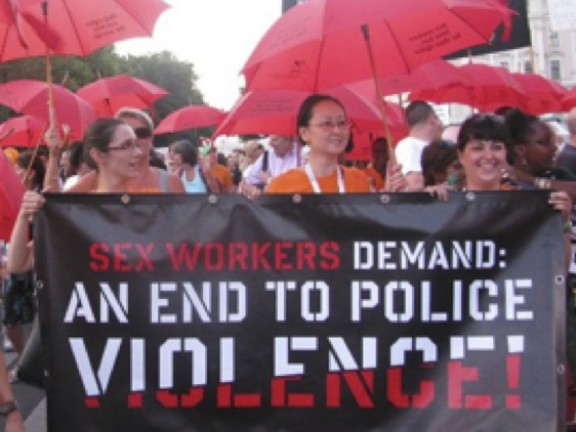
[0,46,208,145]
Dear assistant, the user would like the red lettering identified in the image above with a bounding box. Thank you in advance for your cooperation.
[320,242,340,270]
[216,384,262,407]
[251,242,272,270]
[326,371,375,408]
[156,388,204,408]
[387,367,434,408]
[114,243,132,271]
[134,243,155,271]
[448,361,492,409]
[89,243,110,271]
[204,243,224,270]
[227,242,248,270]
[274,242,294,270]
[271,377,314,407]
[166,242,203,270]
[297,241,317,270]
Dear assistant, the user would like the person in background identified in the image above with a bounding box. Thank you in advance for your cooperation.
[555,107,576,178]
[200,139,235,193]
[62,141,91,191]
[240,140,264,174]
[168,139,220,194]
[394,100,443,191]
[362,137,389,191]
[421,138,463,189]
[242,135,302,194]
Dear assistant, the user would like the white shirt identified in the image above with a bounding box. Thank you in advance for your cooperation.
[244,143,302,186]
[395,136,428,175]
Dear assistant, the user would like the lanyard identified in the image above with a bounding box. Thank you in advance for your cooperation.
[304,163,345,194]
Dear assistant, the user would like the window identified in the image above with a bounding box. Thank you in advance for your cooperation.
[550,32,559,48]
[551,60,561,80]
[524,61,533,73]
[499,61,509,70]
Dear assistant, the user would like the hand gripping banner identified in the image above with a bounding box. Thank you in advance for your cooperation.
[34,191,566,431]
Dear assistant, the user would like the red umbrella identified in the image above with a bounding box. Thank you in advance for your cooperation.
[242,0,512,91]
[212,87,407,139]
[0,115,47,148]
[154,105,227,135]
[0,150,25,241]
[409,63,527,112]
[511,73,567,115]
[0,80,97,139]
[561,87,576,112]
[0,0,170,61]
[77,74,169,117]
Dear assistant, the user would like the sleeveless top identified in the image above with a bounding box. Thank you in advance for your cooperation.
[181,166,207,194]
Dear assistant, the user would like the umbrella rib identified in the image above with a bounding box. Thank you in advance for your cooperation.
[443,5,501,53]
[59,0,87,55]
[381,19,411,74]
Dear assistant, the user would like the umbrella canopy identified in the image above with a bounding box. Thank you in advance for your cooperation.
[0,115,47,148]
[0,0,170,61]
[511,73,567,115]
[242,0,512,91]
[409,63,527,112]
[212,87,407,139]
[0,80,97,139]
[0,150,24,241]
[561,87,576,112]
[154,105,227,135]
[77,74,169,117]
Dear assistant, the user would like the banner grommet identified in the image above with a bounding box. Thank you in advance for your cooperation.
[379,194,390,204]
[292,194,302,204]
[208,194,218,205]
[120,194,131,205]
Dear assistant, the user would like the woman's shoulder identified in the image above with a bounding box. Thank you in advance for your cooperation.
[266,168,308,194]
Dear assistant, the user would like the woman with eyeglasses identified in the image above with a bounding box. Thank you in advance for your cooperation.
[8,118,159,274]
[265,94,405,194]
[44,109,184,193]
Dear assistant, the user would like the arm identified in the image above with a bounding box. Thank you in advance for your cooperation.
[42,127,64,193]
[548,191,573,274]
[6,191,45,274]
[166,173,185,193]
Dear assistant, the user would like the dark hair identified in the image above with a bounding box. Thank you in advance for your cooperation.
[296,94,346,146]
[83,118,125,169]
[457,114,510,151]
[405,100,435,129]
[16,150,45,190]
[149,149,167,170]
[169,139,198,167]
[503,108,539,146]
[67,141,85,172]
[421,139,457,186]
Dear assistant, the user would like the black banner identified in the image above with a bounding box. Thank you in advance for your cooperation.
[446,0,531,59]
[35,192,565,431]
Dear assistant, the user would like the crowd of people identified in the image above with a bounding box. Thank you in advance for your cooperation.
[1,96,576,430]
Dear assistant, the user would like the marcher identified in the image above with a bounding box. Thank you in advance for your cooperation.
[394,100,443,191]
[168,139,220,194]
[265,94,405,194]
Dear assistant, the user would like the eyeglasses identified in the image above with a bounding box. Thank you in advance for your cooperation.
[133,127,152,139]
[309,120,351,132]
[108,139,145,152]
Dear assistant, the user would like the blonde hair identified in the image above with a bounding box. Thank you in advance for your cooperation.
[115,107,154,132]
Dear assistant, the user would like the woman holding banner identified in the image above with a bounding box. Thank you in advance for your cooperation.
[7,118,155,274]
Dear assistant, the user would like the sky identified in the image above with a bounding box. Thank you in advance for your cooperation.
[115,0,283,111]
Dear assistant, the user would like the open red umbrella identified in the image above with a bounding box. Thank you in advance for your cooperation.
[0,150,25,241]
[154,105,227,135]
[0,0,170,61]
[511,73,567,115]
[561,87,576,112]
[242,0,512,91]
[409,63,527,112]
[212,87,407,139]
[0,80,97,139]
[0,115,47,148]
[77,74,169,117]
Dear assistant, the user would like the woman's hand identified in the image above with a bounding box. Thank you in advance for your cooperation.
[384,163,407,192]
[44,126,64,155]
[18,190,45,220]
[549,190,572,223]
[424,184,450,201]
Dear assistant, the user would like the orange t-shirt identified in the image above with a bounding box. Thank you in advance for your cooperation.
[362,165,385,190]
[265,166,370,194]
[211,164,233,190]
